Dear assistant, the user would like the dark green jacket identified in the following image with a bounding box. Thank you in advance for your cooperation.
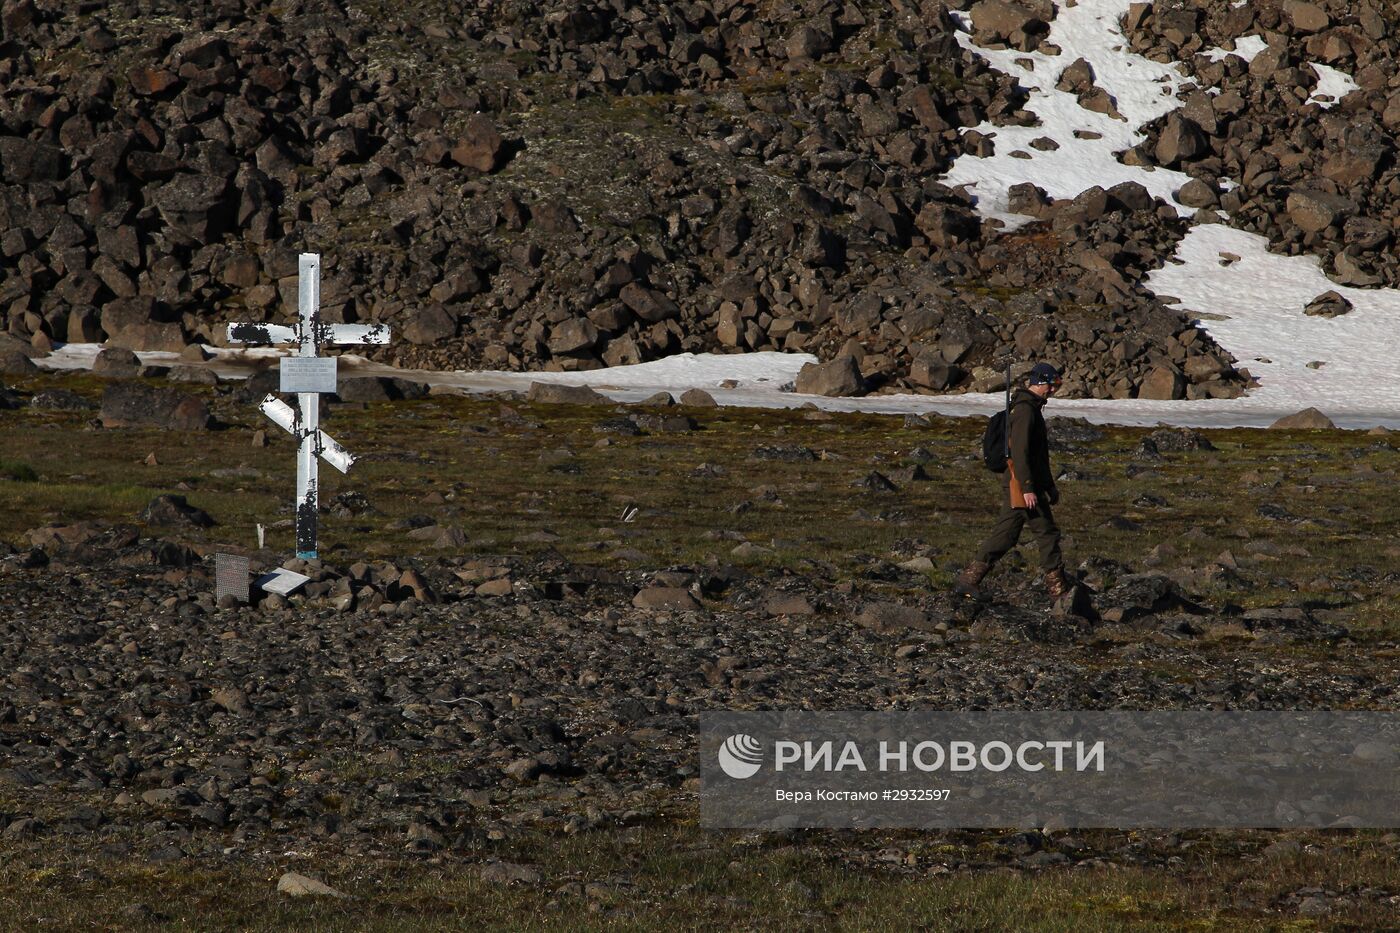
[1007,387,1056,497]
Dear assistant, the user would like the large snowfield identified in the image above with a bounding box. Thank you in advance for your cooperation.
[45,0,1400,429]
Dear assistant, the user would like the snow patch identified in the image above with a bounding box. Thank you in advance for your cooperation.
[943,0,1196,229]
[1203,34,1268,63]
[1308,63,1358,108]
[1146,224,1400,418]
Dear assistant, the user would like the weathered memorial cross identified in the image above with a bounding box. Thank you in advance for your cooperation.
[227,253,391,559]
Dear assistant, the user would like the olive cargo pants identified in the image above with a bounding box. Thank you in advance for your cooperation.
[974,477,1063,572]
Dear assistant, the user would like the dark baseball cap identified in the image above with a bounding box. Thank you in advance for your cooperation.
[1028,363,1062,385]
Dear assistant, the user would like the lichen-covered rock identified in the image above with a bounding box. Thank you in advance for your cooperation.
[795,356,864,397]
[1269,408,1336,430]
[100,382,209,430]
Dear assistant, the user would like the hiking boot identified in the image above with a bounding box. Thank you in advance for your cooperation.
[954,560,991,598]
[1043,568,1071,600]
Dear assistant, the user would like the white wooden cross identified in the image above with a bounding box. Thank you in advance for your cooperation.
[227,253,391,560]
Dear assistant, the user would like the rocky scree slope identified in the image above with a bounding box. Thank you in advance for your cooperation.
[0,0,1250,399]
[1127,0,1400,291]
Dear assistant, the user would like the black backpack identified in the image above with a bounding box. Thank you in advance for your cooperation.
[981,409,1008,472]
[980,363,1014,472]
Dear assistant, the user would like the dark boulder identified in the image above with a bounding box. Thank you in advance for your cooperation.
[151,173,231,243]
[92,347,141,377]
[795,355,864,397]
[450,114,506,172]
[100,383,210,430]
[139,494,214,528]
[0,137,64,183]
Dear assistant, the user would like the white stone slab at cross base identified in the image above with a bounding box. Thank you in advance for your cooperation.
[256,567,311,596]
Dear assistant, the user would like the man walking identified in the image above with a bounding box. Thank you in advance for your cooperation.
[955,362,1071,601]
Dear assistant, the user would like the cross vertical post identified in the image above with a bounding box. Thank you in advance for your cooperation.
[226,251,392,562]
[295,253,321,559]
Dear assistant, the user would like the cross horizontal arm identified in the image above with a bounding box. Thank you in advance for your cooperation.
[326,323,392,345]
[228,323,298,345]
[257,395,356,473]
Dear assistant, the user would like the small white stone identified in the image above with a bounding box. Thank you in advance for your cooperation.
[277,872,349,899]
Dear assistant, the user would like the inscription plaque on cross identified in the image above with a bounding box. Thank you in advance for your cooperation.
[227,253,391,559]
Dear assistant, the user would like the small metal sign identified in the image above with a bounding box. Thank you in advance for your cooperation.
[215,553,251,603]
[256,567,311,596]
[279,356,337,394]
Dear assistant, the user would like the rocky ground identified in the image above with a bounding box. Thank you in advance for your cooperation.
[1,529,1384,863]
[5,0,1400,922]
[0,0,1272,401]
[4,368,1400,926]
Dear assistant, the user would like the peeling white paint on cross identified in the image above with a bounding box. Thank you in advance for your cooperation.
[227,253,391,560]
